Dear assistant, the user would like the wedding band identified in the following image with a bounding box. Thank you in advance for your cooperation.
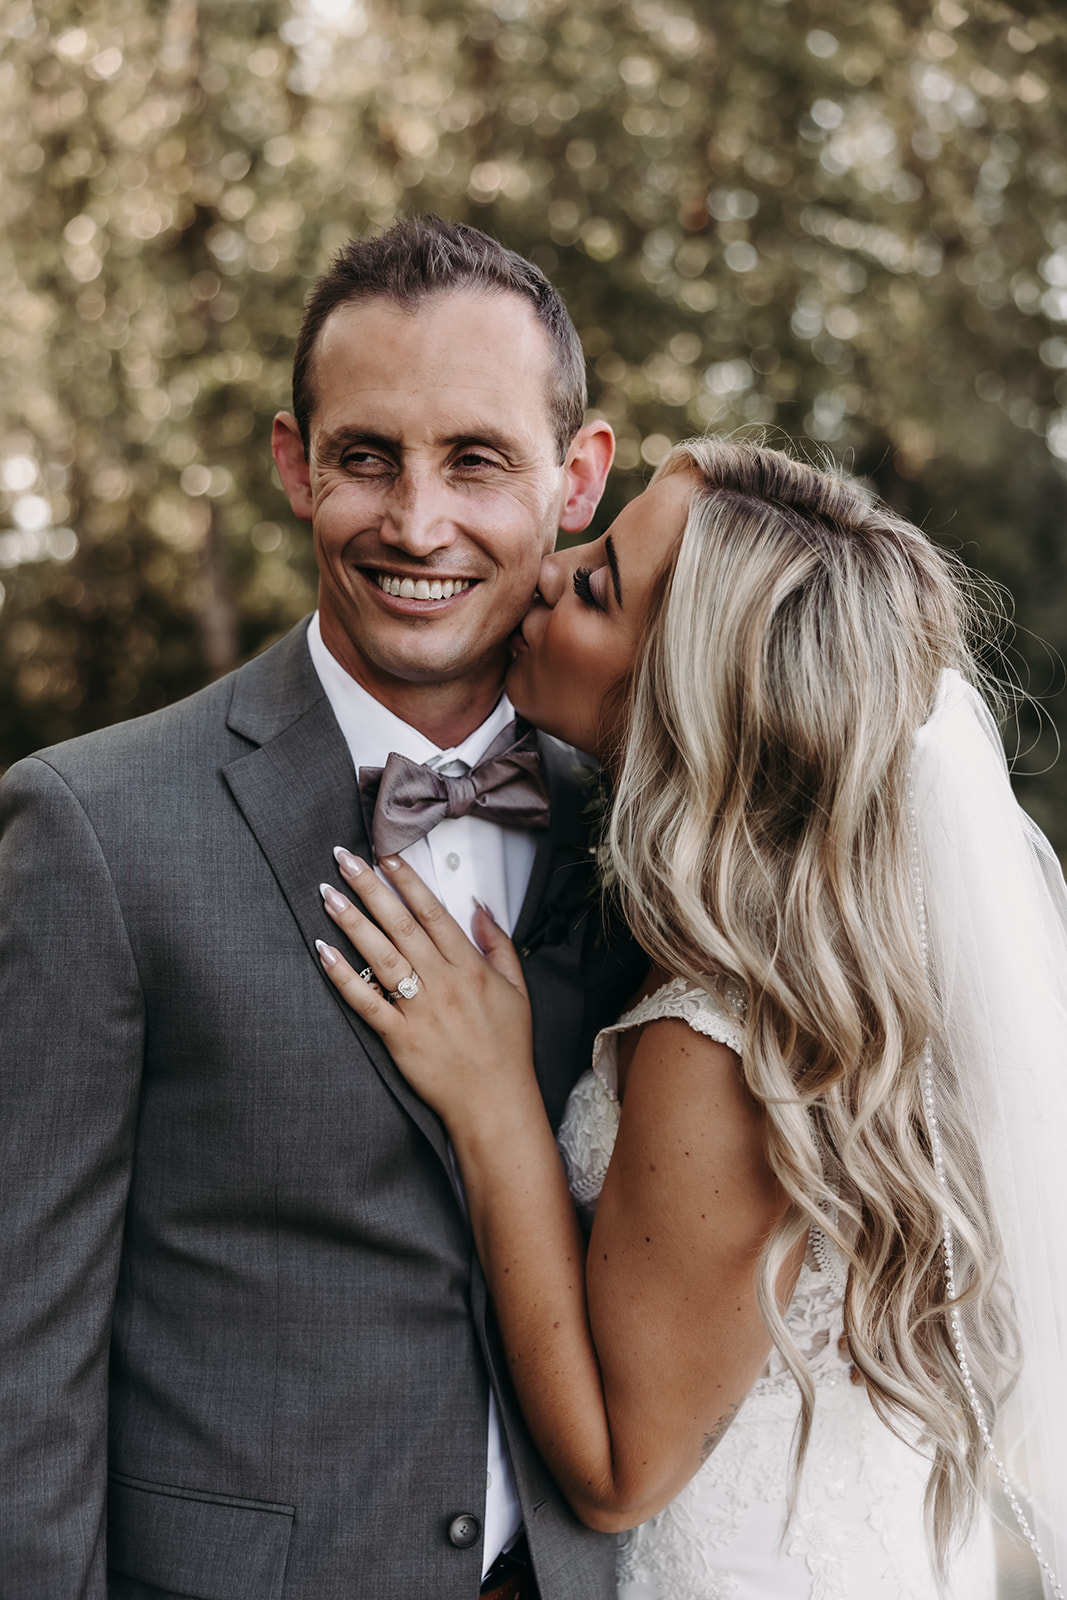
[358,967,375,984]
[389,970,420,1001]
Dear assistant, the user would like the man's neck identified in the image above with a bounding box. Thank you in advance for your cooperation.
[318,621,507,748]
[366,681,506,749]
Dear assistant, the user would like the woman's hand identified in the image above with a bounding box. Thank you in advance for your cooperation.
[316,856,788,1535]
[316,848,535,1128]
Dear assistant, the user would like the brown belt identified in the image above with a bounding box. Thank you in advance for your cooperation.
[480,1533,535,1600]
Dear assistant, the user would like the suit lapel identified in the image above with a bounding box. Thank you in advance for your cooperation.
[512,733,594,951]
[221,625,452,1170]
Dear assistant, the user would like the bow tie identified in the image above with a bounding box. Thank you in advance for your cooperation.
[359,720,550,858]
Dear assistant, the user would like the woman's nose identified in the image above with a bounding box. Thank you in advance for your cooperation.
[535,550,569,607]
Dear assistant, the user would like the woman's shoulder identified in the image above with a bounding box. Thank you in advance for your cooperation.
[592,974,745,1099]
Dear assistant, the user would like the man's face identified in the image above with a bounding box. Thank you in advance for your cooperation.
[276,291,578,721]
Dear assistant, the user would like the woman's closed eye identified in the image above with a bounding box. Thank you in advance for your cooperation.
[573,566,608,612]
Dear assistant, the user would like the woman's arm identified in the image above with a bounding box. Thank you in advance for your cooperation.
[317,850,794,1528]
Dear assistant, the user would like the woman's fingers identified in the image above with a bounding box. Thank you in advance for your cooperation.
[315,940,402,1035]
[317,852,536,1125]
[472,902,528,996]
[323,848,442,980]
[318,877,427,997]
[319,849,528,1029]
[335,847,472,964]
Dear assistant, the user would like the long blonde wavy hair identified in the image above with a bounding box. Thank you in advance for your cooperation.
[605,438,1017,1563]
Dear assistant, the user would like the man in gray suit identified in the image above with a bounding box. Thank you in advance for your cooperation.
[0,217,642,1598]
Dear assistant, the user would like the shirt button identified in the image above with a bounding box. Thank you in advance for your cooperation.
[448,1512,481,1549]
[445,851,461,871]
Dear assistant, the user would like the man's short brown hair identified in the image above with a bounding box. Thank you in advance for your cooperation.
[291,215,587,463]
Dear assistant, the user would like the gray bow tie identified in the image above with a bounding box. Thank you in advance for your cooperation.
[359,721,550,858]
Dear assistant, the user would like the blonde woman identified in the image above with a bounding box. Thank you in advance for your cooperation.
[315,440,1067,1598]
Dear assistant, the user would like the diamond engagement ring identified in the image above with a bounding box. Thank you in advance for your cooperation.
[389,970,421,1001]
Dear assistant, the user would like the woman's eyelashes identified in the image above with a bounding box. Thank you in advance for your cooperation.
[573,565,607,612]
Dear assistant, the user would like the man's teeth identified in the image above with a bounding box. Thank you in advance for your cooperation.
[375,574,470,599]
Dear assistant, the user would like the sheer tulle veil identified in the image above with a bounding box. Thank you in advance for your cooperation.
[914,670,1067,1594]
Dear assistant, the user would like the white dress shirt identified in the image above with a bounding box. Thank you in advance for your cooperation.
[307,612,528,1573]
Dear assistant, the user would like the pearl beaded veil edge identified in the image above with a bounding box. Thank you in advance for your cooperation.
[913,670,1067,1595]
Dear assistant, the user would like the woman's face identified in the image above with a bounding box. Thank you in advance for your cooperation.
[507,469,694,757]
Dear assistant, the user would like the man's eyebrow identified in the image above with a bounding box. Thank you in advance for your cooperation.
[316,425,528,461]
[605,534,623,607]
[439,427,522,458]
[317,426,399,457]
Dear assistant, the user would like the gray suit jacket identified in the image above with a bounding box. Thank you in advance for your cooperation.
[0,621,644,1600]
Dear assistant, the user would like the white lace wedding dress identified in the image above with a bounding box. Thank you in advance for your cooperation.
[556,977,997,1600]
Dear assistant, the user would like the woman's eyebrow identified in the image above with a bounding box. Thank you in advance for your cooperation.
[605,534,623,606]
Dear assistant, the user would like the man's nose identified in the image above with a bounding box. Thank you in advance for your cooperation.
[378,471,457,557]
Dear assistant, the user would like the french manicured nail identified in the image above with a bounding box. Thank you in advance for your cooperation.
[315,939,338,967]
[320,882,349,914]
[380,855,401,871]
[333,846,363,875]
[473,896,498,923]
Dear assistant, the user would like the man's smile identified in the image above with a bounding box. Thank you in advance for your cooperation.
[372,570,474,601]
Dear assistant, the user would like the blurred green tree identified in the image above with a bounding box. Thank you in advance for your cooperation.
[2,0,1066,840]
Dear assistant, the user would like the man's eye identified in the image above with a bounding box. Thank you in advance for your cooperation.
[454,450,499,470]
[341,451,390,472]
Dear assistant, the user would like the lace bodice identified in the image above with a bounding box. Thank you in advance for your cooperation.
[559,976,743,1214]
[557,976,848,1395]
[555,978,995,1600]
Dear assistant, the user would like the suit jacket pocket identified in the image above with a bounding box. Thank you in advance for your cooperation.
[108,1473,295,1600]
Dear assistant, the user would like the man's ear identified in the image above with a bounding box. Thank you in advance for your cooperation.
[271,412,314,523]
[559,420,615,535]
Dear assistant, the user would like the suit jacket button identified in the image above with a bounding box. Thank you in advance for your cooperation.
[448,1513,481,1549]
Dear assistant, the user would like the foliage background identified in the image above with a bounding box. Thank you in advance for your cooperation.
[2,0,1067,849]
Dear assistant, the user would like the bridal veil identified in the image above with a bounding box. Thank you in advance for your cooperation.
[913,670,1067,1595]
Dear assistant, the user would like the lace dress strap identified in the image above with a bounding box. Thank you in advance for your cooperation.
[591,974,745,1099]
